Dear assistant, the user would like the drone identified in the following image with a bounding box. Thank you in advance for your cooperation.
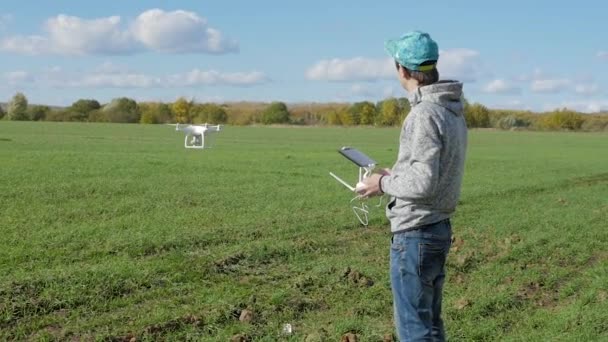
[168,123,222,149]
[329,147,384,226]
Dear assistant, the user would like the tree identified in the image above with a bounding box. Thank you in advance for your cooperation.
[0,105,5,120]
[397,97,411,122]
[171,97,192,123]
[378,98,401,126]
[261,102,290,124]
[326,110,342,125]
[497,115,530,130]
[350,101,377,125]
[27,105,50,121]
[465,103,490,128]
[337,107,354,125]
[190,103,228,124]
[140,102,172,124]
[8,92,29,121]
[102,97,140,123]
[541,109,584,131]
[68,99,101,121]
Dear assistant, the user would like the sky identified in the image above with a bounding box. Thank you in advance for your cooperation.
[0,0,607,112]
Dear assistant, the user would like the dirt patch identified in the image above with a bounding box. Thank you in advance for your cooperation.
[343,267,374,287]
[27,325,65,341]
[574,173,608,186]
[230,334,251,342]
[141,314,203,337]
[454,297,471,310]
[239,309,253,323]
[341,332,359,342]
[515,281,559,308]
[213,253,246,273]
[106,333,137,342]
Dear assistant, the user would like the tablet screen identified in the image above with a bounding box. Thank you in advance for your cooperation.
[338,147,376,167]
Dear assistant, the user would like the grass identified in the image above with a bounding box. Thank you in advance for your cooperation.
[0,121,607,341]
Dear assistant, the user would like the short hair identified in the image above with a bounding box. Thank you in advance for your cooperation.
[395,60,439,86]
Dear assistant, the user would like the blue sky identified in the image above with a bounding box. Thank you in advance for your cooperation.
[1,0,607,112]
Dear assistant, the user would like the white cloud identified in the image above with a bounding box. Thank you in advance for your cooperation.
[4,71,35,85]
[77,74,161,88]
[514,68,549,82]
[0,9,238,55]
[305,57,393,82]
[167,69,268,86]
[3,64,268,88]
[490,100,532,111]
[597,51,608,60]
[334,83,402,102]
[305,48,482,83]
[482,79,521,95]
[574,83,600,95]
[350,83,375,97]
[48,15,137,55]
[131,9,238,54]
[383,85,398,98]
[0,13,12,30]
[0,35,49,55]
[531,78,569,93]
[437,49,482,82]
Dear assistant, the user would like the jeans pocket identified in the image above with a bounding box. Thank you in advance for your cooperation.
[418,242,448,285]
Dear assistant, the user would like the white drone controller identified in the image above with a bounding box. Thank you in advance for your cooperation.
[329,146,376,193]
[329,147,378,226]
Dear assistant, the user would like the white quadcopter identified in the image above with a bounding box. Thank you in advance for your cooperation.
[168,123,222,149]
[330,147,384,226]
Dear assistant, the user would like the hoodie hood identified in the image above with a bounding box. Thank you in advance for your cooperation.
[408,81,464,116]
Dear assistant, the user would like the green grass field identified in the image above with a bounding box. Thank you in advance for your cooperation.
[1,122,607,341]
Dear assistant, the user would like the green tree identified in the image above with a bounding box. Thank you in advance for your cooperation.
[261,102,290,124]
[326,110,342,125]
[208,106,228,123]
[541,109,584,131]
[27,105,50,121]
[8,92,29,121]
[337,107,354,125]
[68,99,101,121]
[378,98,401,126]
[139,103,172,124]
[354,101,377,125]
[397,97,411,122]
[171,97,193,123]
[349,102,378,125]
[0,105,5,120]
[345,104,361,125]
[465,103,490,128]
[102,97,140,123]
[190,103,228,124]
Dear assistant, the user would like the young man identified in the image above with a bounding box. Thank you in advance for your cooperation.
[358,31,467,341]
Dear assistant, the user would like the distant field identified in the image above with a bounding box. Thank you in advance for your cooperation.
[1,122,607,341]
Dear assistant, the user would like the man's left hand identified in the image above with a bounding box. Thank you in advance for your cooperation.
[356,173,384,198]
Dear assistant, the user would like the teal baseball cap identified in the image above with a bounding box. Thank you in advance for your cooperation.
[384,31,439,71]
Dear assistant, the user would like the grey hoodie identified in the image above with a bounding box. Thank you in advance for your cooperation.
[380,81,467,233]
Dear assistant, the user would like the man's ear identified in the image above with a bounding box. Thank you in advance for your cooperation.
[399,67,411,80]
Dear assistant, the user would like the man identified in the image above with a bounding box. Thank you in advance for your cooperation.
[358,31,467,341]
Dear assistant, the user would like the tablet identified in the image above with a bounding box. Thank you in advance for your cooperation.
[338,147,376,167]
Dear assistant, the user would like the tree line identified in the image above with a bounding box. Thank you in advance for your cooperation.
[1,92,607,132]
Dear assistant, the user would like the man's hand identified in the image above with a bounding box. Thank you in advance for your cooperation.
[356,171,388,198]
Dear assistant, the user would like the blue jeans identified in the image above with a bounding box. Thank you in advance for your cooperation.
[390,219,452,341]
